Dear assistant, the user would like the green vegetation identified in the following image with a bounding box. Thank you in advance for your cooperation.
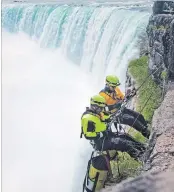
[161,70,167,80]
[127,55,162,142]
[150,25,169,31]
[110,152,142,179]
[128,56,162,122]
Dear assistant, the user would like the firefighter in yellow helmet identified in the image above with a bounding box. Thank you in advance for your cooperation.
[81,95,146,161]
[99,75,150,139]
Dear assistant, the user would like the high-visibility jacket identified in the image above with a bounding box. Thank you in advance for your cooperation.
[81,108,110,140]
[99,87,124,113]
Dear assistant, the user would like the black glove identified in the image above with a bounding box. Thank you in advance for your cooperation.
[105,116,113,123]
[113,101,122,109]
[126,88,136,100]
[130,88,137,96]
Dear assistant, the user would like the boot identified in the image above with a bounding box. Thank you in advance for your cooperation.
[142,127,150,139]
[134,151,145,162]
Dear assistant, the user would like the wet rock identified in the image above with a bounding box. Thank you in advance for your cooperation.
[147,1,174,85]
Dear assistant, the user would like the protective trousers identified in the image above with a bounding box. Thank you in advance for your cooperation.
[117,108,150,138]
[94,132,146,161]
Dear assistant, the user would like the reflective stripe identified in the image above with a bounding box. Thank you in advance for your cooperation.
[85,177,95,191]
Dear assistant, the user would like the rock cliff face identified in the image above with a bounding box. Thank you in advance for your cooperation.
[147,1,174,85]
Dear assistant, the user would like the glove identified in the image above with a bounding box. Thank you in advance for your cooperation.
[125,88,136,100]
[130,88,136,96]
[103,116,113,123]
[101,112,113,123]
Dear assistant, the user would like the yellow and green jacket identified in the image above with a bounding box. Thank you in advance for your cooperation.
[81,108,110,140]
[99,86,124,113]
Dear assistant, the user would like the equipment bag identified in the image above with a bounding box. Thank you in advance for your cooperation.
[82,153,110,192]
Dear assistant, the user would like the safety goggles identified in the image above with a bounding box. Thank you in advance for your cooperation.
[91,100,106,107]
[92,105,104,113]
[106,81,121,88]
[110,83,121,87]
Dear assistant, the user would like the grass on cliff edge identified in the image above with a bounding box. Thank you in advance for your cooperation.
[127,56,162,142]
[128,56,162,122]
[110,56,162,181]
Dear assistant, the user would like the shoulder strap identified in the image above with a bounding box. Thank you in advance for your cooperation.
[104,152,113,177]
[100,88,114,99]
[83,151,95,190]
[102,87,123,101]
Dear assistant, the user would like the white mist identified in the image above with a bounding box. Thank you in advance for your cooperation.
[2,32,96,192]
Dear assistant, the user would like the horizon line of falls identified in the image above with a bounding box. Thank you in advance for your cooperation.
[2,3,151,192]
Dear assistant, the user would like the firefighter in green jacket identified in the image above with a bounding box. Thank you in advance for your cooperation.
[81,95,146,161]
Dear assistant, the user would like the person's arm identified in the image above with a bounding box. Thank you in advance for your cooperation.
[116,87,125,100]
[99,91,108,101]
[106,102,122,111]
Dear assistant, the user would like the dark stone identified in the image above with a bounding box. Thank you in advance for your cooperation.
[147,1,174,85]
[153,1,174,15]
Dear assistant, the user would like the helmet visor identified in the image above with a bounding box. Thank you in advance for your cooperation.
[108,82,121,87]
[106,79,121,87]
[91,100,106,107]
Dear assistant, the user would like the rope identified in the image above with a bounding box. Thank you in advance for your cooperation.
[162,77,166,100]
[125,65,163,103]
[103,155,113,178]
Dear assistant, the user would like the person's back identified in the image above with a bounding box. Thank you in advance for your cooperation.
[81,108,107,140]
[100,86,124,113]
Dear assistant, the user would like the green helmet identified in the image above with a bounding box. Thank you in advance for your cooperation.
[106,75,120,87]
[90,95,106,107]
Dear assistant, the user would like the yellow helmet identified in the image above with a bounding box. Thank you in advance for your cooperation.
[106,75,120,87]
[90,95,106,107]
